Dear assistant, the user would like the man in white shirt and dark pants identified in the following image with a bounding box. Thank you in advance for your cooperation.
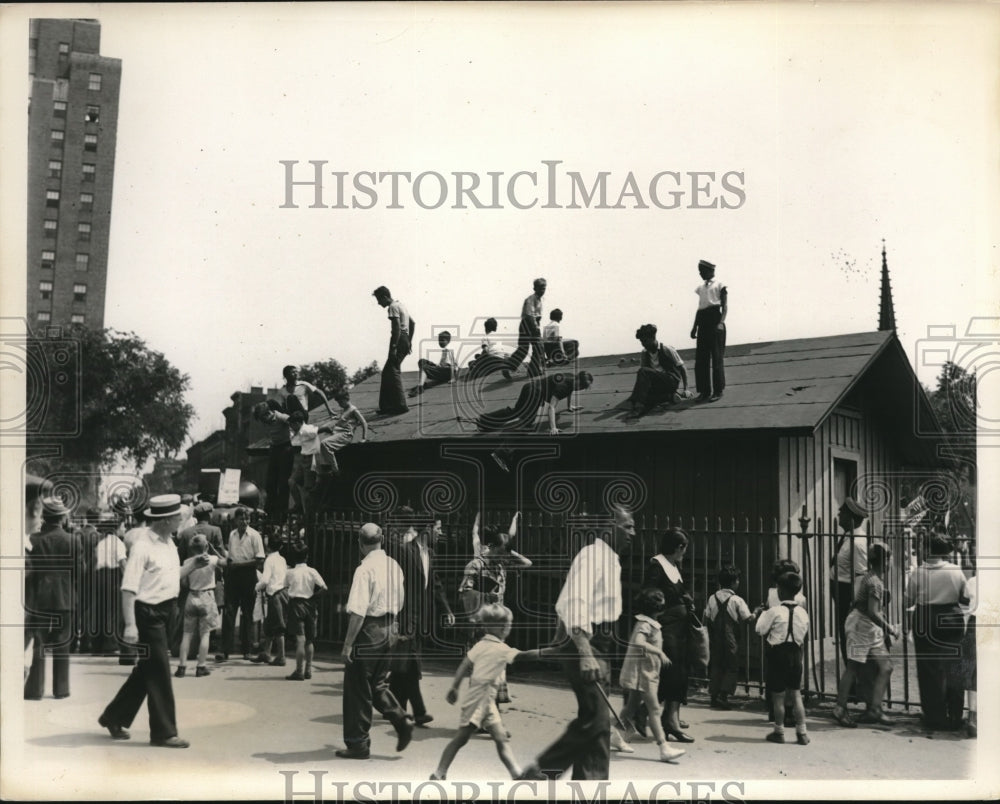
[520,507,635,781]
[337,523,414,759]
[99,495,208,747]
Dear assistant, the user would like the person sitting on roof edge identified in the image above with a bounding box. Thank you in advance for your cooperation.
[626,324,690,420]
[411,331,459,396]
[542,309,579,367]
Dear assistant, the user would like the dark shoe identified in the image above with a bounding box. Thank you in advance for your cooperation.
[414,714,434,727]
[303,669,312,680]
[860,710,894,726]
[195,666,210,677]
[696,394,711,402]
[151,736,190,749]
[98,715,130,741]
[214,653,227,663]
[174,666,186,678]
[796,732,811,745]
[667,729,695,743]
[335,746,370,760]
[286,671,304,681]
[250,654,270,664]
[966,720,978,739]
[709,393,723,402]
[269,658,286,667]
[833,705,857,728]
[242,653,252,661]
[765,731,785,743]
[395,716,414,751]
[710,697,732,710]
[118,657,136,666]
[54,693,70,699]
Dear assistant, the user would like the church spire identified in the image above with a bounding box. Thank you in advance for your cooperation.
[878,239,896,332]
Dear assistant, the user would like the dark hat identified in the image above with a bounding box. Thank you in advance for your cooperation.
[40,496,72,517]
[840,497,868,520]
[194,501,214,515]
[144,494,182,519]
[698,259,716,271]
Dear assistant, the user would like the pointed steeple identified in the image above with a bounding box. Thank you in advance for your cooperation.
[878,239,897,332]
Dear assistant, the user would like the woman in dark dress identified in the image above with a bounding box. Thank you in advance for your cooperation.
[645,527,696,743]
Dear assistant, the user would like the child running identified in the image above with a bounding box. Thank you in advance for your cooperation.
[431,603,545,780]
[284,540,327,681]
[704,565,754,710]
[755,571,811,745]
[617,588,686,762]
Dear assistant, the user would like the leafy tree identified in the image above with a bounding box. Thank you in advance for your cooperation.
[27,326,195,471]
[350,360,380,387]
[298,358,380,399]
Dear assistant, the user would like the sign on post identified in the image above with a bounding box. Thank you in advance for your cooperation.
[218,468,242,505]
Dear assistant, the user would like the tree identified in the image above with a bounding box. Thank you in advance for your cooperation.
[350,360,380,387]
[298,358,381,399]
[27,326,195,471]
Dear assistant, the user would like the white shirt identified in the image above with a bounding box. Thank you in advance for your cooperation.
[543,322,560,342]
[695,278,726,309]
[755,600,810,646]
[555,537,622,636]
[228,527,265,563]
[123,526,152,557]
[279,381,319,414]
[286,563,327,599]
[346,548,405,618]
[467,634,520,695]
[766,587,807,608]
[121,530,181,604]
[257,552,288,596]
[290,423,321,455]
[704,589,753,623]
[94,532,127,570]
[387,300,411,332]
[482,337,508,358]
[905,558,969,607]
[832,535,867,583]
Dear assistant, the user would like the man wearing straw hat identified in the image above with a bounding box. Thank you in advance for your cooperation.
[98,494,207,747]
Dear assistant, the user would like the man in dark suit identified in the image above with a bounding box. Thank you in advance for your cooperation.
[388,512,455,726]
[25,496,82,700]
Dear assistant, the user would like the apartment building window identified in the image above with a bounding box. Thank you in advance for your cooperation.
[75,253,89,270]
[84,134,98,152]
[39,281,53,300]
[48,159,62,178]
[37,311,51,323]
[53,100,67,119]
[50,129,64,146]
[71,314,85,325]
[80,192,94,209]
[77,222,92,241]
[82,163,96,182]
[40,250,55,270]
[73,283,87,302]
[58,42,69,55]
[88,73,102,91]
[85,105,100,124]
[43,219,58,236]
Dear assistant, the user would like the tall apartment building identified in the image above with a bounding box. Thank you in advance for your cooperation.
[27,18,121,331]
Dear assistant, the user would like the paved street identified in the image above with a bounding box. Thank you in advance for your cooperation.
[4,652,979,801]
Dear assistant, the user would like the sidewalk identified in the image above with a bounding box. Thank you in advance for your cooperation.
[4,652,977,801]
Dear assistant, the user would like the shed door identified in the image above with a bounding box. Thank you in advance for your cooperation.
[833,457,858,508]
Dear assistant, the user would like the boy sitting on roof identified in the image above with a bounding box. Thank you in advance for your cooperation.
[542,309,579,367]
[625,324,689,420]
[411,331,460,397]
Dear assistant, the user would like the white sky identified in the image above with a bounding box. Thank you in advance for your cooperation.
[3,2,999,450]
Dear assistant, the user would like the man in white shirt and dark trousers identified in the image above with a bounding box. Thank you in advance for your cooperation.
[219,507,265,662]
[337,523,414,759]
[99,495,207,747]
[690,259,727,402]
[519,507,635,781]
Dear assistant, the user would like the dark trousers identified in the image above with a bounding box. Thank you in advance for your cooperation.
[477,380,544,432]
[695,305,726,397]
[93,567,123,652]
[389,634,427,719]
[629,368,679,411]
[506,319,544,377]
[266,443,295,524]
[101,600,178,741]
[536,633,612,780]
[378,334,411,414]
[417,359,453,385]
[223,566,258,655]
[25,611,72,699]
[709,642,739,699]
[343,616,407,749]
[912,603,966,728]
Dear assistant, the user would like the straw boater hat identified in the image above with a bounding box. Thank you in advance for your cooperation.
[144,494,182,519]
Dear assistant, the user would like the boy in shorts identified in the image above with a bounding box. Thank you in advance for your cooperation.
[253,530,289,666]
[755,572,810,744]
[176,534,221,678]
[431,603,546,780]
[284,541,327,681]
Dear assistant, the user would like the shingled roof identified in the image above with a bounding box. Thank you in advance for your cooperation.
[315,329,936,445]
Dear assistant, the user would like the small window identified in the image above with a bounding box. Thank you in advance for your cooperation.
[48,160,62,178]
[71,314,85,325]
[50,129,64,145]
[84,134,97,152]
[73,283,87,301]
[43,219,58,235]
[85,105,100,124]
[58,42,69,54]
[77,222,91,241]
[80,192,94,208]
[88,73,102,91]
[53,100,67,119]
[46,190,60,205]
[39,281,53,300]
[37,311,51,323]
[41,250,55,270]
[82,163,95,182]
[75,253,89,270]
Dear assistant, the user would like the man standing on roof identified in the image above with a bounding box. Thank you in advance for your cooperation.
[690,259,727,402]
[373,286,416,416]
[503,278,546,381]
[626,324,688,419]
